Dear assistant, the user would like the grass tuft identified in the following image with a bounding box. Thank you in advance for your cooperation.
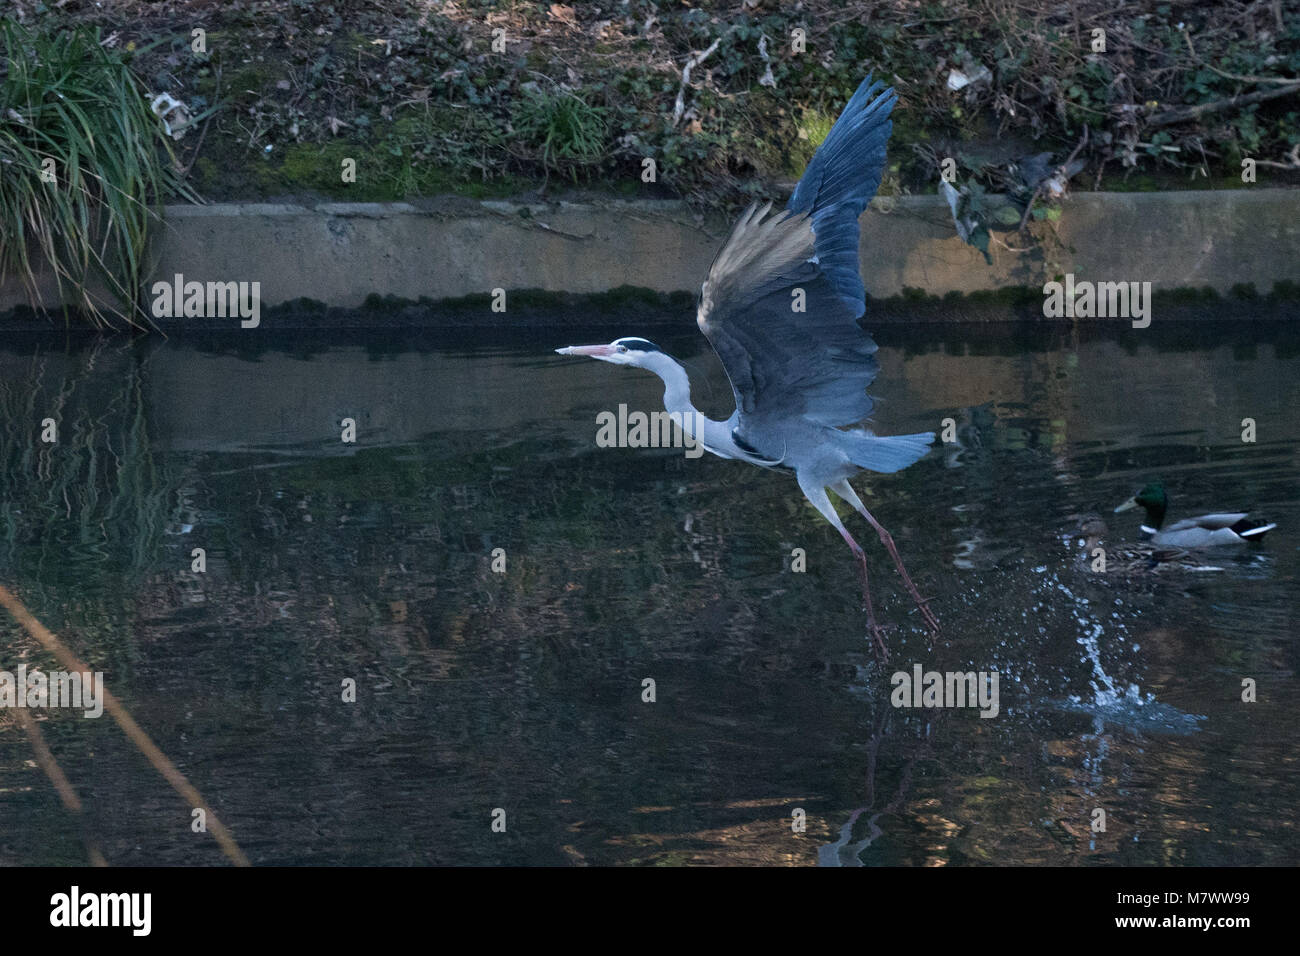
[510,87,610,182]
[0,19,191,328]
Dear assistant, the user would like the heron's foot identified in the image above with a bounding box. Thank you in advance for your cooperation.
[912,595,941,634]
[891,568,939,633]
[862,614,894,662]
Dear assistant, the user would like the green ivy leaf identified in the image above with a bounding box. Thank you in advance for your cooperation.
[993,204,1022,226]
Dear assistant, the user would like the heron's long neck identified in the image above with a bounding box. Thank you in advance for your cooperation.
[643,352,706,433]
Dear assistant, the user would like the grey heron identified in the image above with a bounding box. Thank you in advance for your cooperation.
[556,76,938,656]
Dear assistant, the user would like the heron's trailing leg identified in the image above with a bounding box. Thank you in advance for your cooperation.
[839,528,890,662]
[799,479,890,661]
[831,480,940,634]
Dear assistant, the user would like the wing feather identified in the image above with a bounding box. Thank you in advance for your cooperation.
[788,77,896,317]
[696,204,877,427]
[693,76,896,429]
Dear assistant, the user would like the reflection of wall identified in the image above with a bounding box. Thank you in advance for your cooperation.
[134,335,1300,459]
[144,345,679,451]
[882,337,1300,453]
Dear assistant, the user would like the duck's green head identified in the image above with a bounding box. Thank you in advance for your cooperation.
[1115,481,1168,527]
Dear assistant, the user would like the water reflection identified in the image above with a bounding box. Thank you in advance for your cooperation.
[0,319,1297,865]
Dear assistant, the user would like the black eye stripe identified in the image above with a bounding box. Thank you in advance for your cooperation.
[613,338,662,353]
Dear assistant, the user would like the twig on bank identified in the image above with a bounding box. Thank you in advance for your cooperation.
[672,33,727,127]
[1148,83,1300,128]
[1256,143,1300,170]
[1184,29,1298,86]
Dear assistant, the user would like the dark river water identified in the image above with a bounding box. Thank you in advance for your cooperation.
[0,317,1297,866]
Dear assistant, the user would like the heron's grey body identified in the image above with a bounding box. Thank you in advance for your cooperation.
[635,346,933,477]
[556,76,938,651]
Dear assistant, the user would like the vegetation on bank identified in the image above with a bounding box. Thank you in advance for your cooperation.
[6,0,1299,207]
[0,21,192,326]
[1,1,1297,325]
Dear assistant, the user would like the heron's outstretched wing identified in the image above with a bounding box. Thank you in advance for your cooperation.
[788,76,896,318]
[696,202,878,427]
[695,76,895,429]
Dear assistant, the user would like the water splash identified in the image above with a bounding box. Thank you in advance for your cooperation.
[1053,616,1205,735]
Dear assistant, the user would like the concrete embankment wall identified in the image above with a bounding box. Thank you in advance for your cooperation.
[1,189,1297,318]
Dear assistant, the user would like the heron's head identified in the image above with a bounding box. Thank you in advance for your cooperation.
[554,336,666,368]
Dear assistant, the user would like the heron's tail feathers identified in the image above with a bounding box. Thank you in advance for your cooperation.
[844,430,935,474]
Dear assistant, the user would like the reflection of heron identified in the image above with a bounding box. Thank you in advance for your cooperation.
[556,76,937,655]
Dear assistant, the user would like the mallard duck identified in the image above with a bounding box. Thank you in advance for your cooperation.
[1070,514,1223,575]
[1114,481,1276,549]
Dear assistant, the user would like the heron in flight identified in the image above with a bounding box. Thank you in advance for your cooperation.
[556,76,937,656]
